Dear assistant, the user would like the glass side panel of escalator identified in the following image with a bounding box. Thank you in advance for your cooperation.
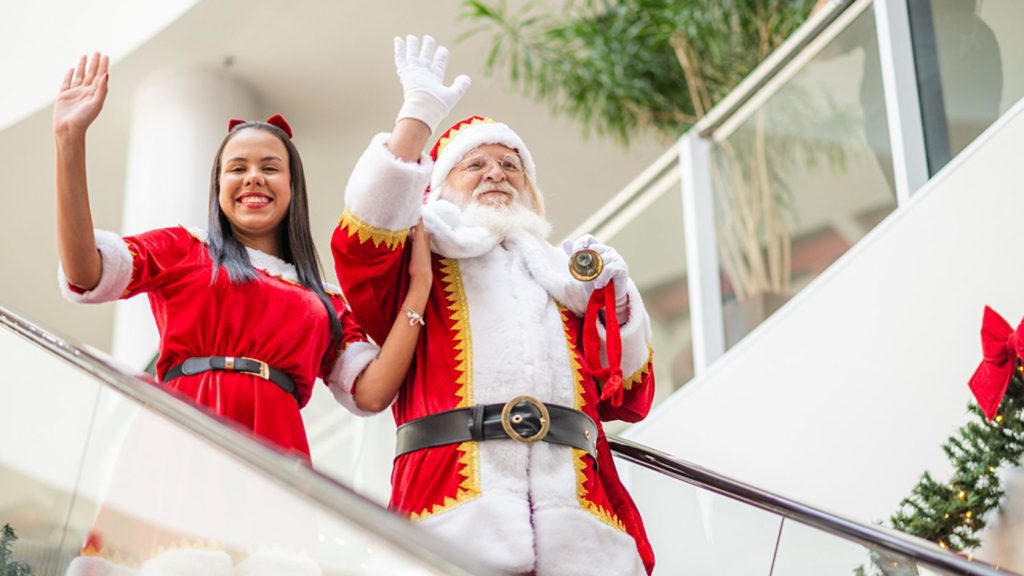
[0,323,479,576]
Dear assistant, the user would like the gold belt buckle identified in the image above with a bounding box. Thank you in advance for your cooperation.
[501,395,550,443]
[241,357,270,380]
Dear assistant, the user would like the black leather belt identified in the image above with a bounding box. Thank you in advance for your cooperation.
[395,396,599,462]
[164,356,299,403]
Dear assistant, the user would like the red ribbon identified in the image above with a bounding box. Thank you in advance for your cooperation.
[583,284,624,407]
[968,306,1024,420]
[227,113,293,139]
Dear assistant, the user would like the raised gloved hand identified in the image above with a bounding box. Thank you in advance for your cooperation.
[563,234,630,306]
[394,35,471,133]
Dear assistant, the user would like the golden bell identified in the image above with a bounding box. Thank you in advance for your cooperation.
[569,249,603,282]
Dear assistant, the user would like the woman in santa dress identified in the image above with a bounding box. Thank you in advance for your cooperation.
[54,53,427,575]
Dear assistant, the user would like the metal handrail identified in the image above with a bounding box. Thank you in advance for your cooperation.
[609,436,1015,575]
[0,304,507,576]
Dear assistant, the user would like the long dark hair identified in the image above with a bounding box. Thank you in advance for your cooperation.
[207,121,342,343]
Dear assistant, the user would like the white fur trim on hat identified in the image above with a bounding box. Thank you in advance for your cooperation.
[58,229,134,304]
[429,121,536,202]
[325,340,382,417]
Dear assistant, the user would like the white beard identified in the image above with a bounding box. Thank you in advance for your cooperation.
[437,182,552,241]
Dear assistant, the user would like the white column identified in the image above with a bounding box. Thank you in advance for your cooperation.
[679,132,726,375]
[874,0,930,205]
[111,70,259,367]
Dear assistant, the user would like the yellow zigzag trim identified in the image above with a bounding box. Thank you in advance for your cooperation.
[559,306,587,411]
[574,451,627,533]
[338,210,408,250]
[441,258,473,408]
[435,117,495,158]
[622,345,654,391]
[411,258,480,520]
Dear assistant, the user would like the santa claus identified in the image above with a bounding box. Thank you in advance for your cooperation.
[332,35,656,576]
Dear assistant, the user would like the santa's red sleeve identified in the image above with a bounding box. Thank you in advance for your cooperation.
[331,133,433,344]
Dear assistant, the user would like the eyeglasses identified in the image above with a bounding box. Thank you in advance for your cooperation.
[454,152,524,177]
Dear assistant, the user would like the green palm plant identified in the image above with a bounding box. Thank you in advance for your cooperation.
[462,0,860,311]
[460,0,818,144]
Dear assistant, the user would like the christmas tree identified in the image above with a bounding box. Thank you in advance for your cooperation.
[0,524,33,576]
[858,307,1024,575]
[889,369,1024,551]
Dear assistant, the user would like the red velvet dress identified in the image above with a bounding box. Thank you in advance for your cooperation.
[63,226,370,458]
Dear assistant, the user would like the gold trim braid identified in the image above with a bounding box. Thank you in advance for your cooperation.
[574,450,627,533]
[338,210,409,250]
[411,258,481,520]
[622,345,654,391]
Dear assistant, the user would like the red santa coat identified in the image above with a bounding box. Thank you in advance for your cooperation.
[60,226,380,458]
[332,134,656,575]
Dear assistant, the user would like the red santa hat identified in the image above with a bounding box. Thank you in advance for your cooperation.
[426,115,537,202]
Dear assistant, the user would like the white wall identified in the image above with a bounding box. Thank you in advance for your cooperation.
[626,96,1024,537]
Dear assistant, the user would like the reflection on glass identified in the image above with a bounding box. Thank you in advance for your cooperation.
[772,519,962,576]
[605,182,693,403]
[0,326,101,575]
[0,324,451,575]
[910,0,1021,172]
[615,455,783,574]
[711,5,898,346]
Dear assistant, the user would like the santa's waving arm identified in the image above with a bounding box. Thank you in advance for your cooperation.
[332,35,469,342]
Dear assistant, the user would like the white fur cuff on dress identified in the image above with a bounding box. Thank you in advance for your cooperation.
[344,133,432,232]
[58,229,133,304]
[326,340,382,417]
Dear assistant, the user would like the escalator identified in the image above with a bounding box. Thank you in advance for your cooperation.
[1,304,1014,575]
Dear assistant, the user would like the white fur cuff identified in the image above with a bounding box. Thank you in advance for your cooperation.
[58,229,134,304]
[344,133,432,232]
[235,550,323,576]
[65,556,139,576]
[326,340,382,417]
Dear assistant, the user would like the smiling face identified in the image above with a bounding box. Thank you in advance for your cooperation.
[216,128,292,254]
[442,144,528,210]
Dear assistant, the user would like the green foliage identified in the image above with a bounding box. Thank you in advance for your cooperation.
[854,372,1024,575]
[0,524,33,576]
[461,0,817,144]
[889,371,1024,552]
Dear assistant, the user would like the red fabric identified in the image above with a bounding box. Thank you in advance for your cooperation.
[228,114,293,139]
[332,222,656,575]
[583,285,624,407]
[968,306,1024,420]
[111,227,368,457]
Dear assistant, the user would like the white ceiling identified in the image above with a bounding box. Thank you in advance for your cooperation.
[0,0,667,352]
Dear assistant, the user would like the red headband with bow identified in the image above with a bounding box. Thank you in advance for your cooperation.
[968,306,1024,420]
[227,114,293,139]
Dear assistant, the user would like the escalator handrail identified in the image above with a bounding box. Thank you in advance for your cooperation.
[0,304,507,576]
[610,436,1012,576]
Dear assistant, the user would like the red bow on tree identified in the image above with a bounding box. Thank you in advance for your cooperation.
[227,113,293,139]
[968,306,1024,420]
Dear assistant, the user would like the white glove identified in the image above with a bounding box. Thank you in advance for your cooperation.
[563,234,630,305]
[394,35,471,133]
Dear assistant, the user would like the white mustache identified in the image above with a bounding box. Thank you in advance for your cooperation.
[472,181,518,200]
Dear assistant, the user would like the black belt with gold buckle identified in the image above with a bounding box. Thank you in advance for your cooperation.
[395,396,599,462]
[164,356,299,403]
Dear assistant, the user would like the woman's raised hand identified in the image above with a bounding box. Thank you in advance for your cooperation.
[53,53,109,138]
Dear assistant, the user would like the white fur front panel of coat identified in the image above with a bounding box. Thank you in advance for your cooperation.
[419,204,645,575]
